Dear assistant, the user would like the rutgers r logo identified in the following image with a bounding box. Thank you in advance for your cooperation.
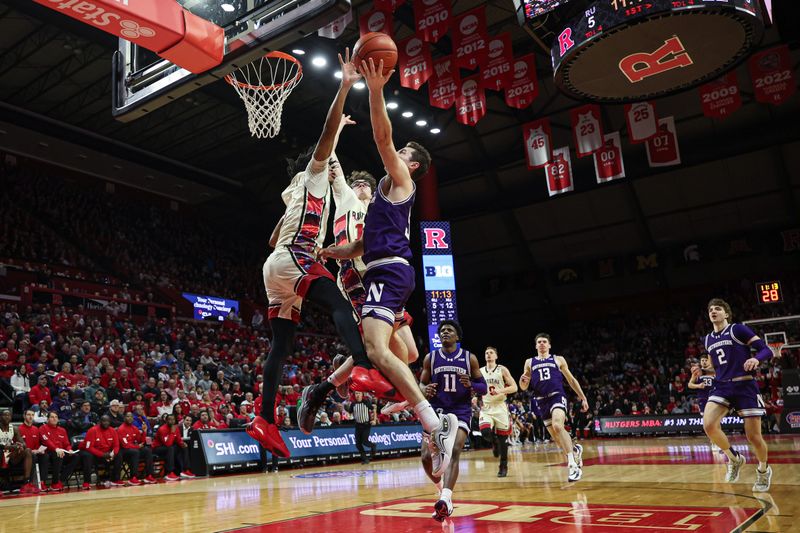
[423,228,448,250]
[619,36,694,83]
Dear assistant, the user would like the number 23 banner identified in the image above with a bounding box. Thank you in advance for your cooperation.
[571,104,603,158]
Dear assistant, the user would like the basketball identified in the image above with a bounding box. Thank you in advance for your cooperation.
[352,32,397,75]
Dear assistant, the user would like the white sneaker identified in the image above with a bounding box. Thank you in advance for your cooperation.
[725,453,746,483]
[568,463,582,482]
[430,414,458,478]
[432,498,453,522]
[752,466,772,492]
[381,400,410,416]
[574,443,584,468]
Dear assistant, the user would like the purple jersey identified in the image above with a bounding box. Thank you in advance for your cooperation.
[529,355,566,401]
[695,374,715,402]
[362,177,415,265]
[430,348,472,414]
[703,323,757,382]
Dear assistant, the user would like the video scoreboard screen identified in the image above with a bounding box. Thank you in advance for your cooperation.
[420,222,459,351]
[516,0,577,20]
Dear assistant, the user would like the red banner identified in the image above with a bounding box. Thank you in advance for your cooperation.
[504,54,539,109]
[359,7,393,38]
[646,116,681,168]
[397,36,432,90]
[452,6,487,70]
[546,147,574,197]
[594,132,626,183]
[699,71,742,119]
[455,74,486,126]
[523,118,552,170]
[374,0,405,12]
[428,56,459,109]
[748,45,796,105]
[625,101,657,143]
[413,0,451,43]
[318,6,352,39]
[571,104,604,158]
[480,33,513,91]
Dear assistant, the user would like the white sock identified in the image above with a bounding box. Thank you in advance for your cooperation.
[723,448,738,462]
[758,461,768,472]
[415,401,439,433]
[440,488,453,502]
[567,452,577,467]
[327,357,354,387]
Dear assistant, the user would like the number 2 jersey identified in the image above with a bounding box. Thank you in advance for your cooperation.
[430,347,474,431]
[703,323,758,382]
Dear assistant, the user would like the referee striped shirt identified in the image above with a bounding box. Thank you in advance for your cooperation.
[352,400,371,424]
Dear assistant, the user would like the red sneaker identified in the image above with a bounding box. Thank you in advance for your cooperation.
[39,482,48,493]
[180,471,196,479]
[127,477,142,486]
[246,416,290,457]
[142,475,157,484]
[49,482,64,492]
[350,367,405,401]
[81,482,91,490]
[108,480,125,487]
[165,473,180,482]
[20,483,39,494]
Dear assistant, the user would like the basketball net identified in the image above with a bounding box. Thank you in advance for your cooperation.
[225,51,303,139]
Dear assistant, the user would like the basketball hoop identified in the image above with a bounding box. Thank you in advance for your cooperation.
[764,331,788,358]
[225,51,303,139]
[768,343,785,358]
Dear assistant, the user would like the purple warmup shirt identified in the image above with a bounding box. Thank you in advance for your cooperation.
[703,323,757,382]
[362,177,415,265]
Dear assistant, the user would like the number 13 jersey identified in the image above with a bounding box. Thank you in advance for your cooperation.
[529,354,565,400]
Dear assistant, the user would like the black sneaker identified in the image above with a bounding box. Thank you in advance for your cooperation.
[298,382,333,434]
[498,462,508,478]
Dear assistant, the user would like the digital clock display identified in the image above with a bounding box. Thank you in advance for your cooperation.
[756,280,782,304]
[421,221,459,350]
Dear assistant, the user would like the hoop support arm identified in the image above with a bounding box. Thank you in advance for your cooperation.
[33,0,224,74]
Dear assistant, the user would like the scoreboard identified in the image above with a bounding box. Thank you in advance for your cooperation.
[420,221,459,351]
[756,280,782,304]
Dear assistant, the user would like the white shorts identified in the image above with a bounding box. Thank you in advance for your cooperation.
[479,403,511,435]
[263,247,333,323]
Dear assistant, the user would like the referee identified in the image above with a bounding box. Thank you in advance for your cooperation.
[348,391,377,464]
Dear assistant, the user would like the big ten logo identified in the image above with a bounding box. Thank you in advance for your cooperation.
[406,38,422,57]
[488,39,505,60]
[459,14,479,35]
[461,79,478,97]
[423,227,449,250]
[619,36,694,83]
[425,264,453,278]
[368,11,387,32]
[513,60,528,80]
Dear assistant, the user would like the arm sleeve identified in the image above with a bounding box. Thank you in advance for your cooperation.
[750,338,774,362]
[731,323,757,344]
[304,159,330,197]
[471,376,488,395]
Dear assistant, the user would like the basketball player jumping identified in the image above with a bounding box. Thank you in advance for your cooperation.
[320,57,458,477]
[420,320,487,522]
[246,50,369,457]
[519,333,588,482]
[479,346,518,477]
[702,298,774,492]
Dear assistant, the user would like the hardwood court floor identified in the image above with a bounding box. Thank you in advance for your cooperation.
[1,435,797,533]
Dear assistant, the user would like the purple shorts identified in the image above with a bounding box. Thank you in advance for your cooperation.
[708,379,765,417]
[537,392,568,426]
[361,262,415,326]
[432,404,471,433]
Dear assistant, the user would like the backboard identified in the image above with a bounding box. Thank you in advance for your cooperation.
[112,0,350,121]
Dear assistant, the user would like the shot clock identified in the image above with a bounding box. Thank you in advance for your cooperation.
[420,221,459,350]
[756,281,782,305]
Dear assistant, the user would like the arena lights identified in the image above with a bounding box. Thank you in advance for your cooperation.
[401,111,413,118]
[430,128,441,134]
[334,70,343,79]
[311,56,327,68]
[221,3,235,12]
[292,49,306,56]
[386,101,399,110]
[415,119,427,127]
[353,81,366,90]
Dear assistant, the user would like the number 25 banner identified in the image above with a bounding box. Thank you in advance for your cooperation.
[397,36,432,90]
[413,0,451,43]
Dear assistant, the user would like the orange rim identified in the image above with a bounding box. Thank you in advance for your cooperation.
[224,51,303,91]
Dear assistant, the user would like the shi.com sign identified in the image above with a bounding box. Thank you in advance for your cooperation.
[182,292,239,321]
[199,429,261,467]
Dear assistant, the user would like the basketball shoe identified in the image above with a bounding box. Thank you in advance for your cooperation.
[574,443,584,468]
[753,466,772,492]
[726,453,746,483]
[298,382,335,434]
[429,413,458,478]
[246,415,290,457]
[350,367,405,401]
[568,463,582,482]
[432,498,454,522]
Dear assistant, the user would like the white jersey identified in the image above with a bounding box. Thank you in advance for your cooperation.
[480,364,508,406]
[273,159,331,252]
[0,425,13,461]
[331,173,367,276]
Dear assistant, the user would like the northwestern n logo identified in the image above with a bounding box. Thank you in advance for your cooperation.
[367,282,385,302]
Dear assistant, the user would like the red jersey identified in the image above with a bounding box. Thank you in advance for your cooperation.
[29,384,52,406]
[117,423,146,449]
[83,425,120,457]
[38,424,71,451]
[19,423,41,449]
[192,421,211,430]
[154,424,186,448]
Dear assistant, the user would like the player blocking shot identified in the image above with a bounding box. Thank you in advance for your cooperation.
[419,321,487,522]
[702,298,775,492]
[320,56,458,479]
[246,49,369,457]
[479,346,518,477]
[519,334,588,482]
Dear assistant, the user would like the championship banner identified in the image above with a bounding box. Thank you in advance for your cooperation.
[398,35,432,90]
[318,5,352,39]
[571,104,603,158]
[455,74,486,126]
[413,0,451,43]
[597,414,744,436]
[625,101,657,143]
[374,0,405,12]
[523,118,551,169]
[359,7,393,38]
[480,33,513,91]
[545,147,574,197]
[646,116,681,168]
[699,71,742,119]
[748,45,796,105]
[594,132,625,183]
[504,54,539,109]
[428,56,459,109]
[420,221,458,351]
[452,5,487,70]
